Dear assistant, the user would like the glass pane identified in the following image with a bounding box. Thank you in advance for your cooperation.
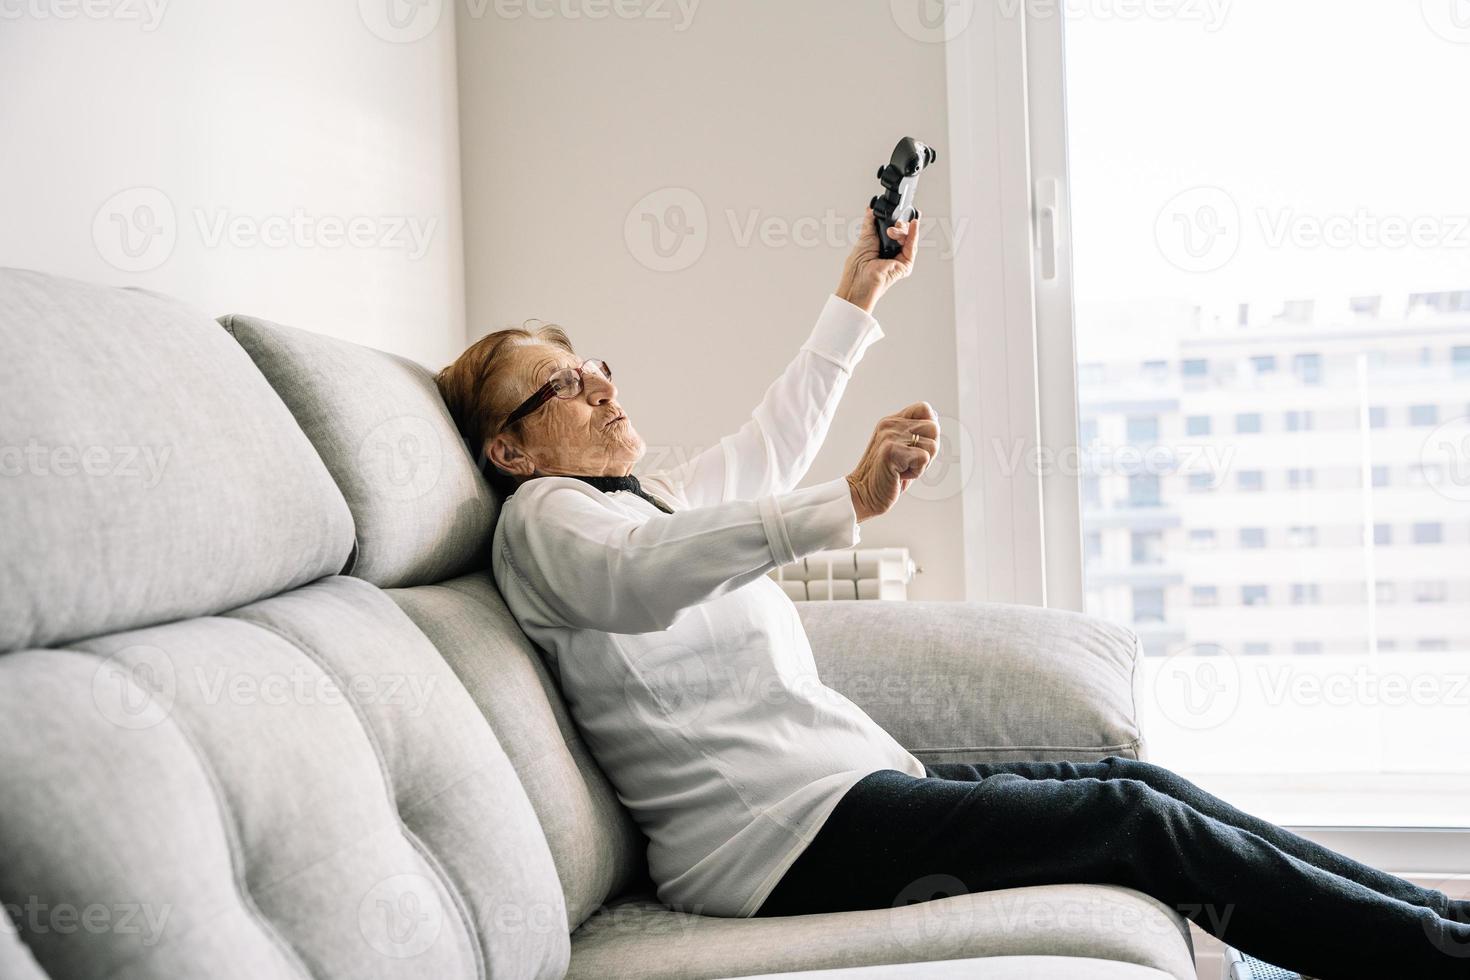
[1064,3,1470,827]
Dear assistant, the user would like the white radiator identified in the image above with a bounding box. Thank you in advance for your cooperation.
[768,547,919,601]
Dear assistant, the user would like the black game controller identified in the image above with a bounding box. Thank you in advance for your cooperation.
[871,137,938,259]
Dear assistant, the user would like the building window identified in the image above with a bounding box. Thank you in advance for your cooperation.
[1187,471,1215,493]
[1373,523,1392,546]
[1131,530,1164,565]
[1191,585,1219,607]
[1454,346,1470,378]
[1413,581,1449,603]
[1287,525,1317,548]
[1375,581,1396,604]
[1242,641,1271,655]
[1287,468,1315,490]
[1293,352,1323,385]
[1185,415,1212,437]
[1371,465,1390,488]
[1239,527,1267,549]
[1413,522,1444,545]
[1082,476,1101,507]
[1235,412,1263,434]
[1419,638,1451,652]
[1133,587,1166,622]
[1129,474,1161,507]
[1188,529,1217,550]
[1409,404,1439,427]
[1182,358,1209,380]
[1291,583,1321,605]
[1250,354,1277,374]
[1284,410,1313,432]
[1293,640,1324,654]
[1141,359,1169,383]
[1368,406,1388,428]
[1127,415,1160,444]
[1241,585,1269,606]
[1237,470,1264,492]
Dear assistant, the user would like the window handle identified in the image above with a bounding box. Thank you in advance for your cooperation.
[1035,177,1060,282]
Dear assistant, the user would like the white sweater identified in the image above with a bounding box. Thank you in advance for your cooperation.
[490,294,926,917]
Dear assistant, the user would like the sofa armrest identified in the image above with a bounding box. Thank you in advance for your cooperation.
[796,600,1146,763]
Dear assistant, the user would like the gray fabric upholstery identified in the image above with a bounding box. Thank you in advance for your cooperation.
[387,572,649,930]
[0,269,354,653]
[797,601,1147,763]
[219,312,498,589]
[0,576,569,980]
[567,885,1195,980]
[724,956,1180,979]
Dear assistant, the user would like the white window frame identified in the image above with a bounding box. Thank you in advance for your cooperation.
[940,0,1469,869]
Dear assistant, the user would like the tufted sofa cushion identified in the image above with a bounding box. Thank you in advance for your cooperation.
[218,312,499,589]
[0,269,355,653]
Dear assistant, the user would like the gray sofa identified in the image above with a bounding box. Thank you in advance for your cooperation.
[0,268,1196,980]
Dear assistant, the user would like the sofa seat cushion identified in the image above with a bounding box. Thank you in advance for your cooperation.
[721,955,1181,979]
[0,576,567,980]
[567,885,1195,980]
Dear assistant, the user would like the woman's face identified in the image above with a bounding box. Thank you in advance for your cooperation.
[487,342,644,479]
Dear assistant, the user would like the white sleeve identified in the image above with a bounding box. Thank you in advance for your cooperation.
[497,475,862,634]
[639,294,884,509]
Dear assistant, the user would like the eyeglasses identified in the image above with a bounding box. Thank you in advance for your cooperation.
[502,357,613,431]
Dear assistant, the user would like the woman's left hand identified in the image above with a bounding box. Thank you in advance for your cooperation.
[835,207,922,315]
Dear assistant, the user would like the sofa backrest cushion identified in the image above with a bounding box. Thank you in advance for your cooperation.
[219,312,498,589]
[388,572,650,929]
[0,269,355,653]
[0,576,570,979]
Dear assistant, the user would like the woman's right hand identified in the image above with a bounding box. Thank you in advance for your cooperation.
[845,402,941,523]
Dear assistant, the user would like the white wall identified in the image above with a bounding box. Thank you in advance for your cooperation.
[0,0,465,368]
[456,0,967,599]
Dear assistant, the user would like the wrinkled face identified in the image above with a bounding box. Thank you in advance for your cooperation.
[487,342,644,479]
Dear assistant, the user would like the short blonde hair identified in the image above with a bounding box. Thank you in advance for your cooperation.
[435,320,574,496]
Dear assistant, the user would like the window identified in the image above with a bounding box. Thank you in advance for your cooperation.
[1242,641,1271,656]
[1418,638,1451,652]
[1187,471,1215,493]
[1235,412,1262,434]
[1128,474,1161,507]
[1409,404,1439,427]
[1454,346,1470,378]
[1239,527,1267,549]
[1373,523,1392,547]
[1181,358,1208,380]
[1237,470,1264,492]
[1250,355,1276,374]
[1126,415,1160,444]
[1293,640,1324,655]
[1079,417,1099,447]
[1187,529,1217,550]
[1185,415,1211,437]
[1081,476,1100,507]
[1293,353,1323,385]
[1371,465,1389,488]
[1287,468,1315,490]
[1413,581,1449,604]
[1141,359,1169,383]
[1241,585,1269,607]
[1132,587,1165,622]
[1287,526,1317,548]
[1413,522,1444,545]
[1291,583,1321,605]
[1284,410,1313,432]
[1191,585,1219,607]
[1131,530,1164,565]
[1368,406,1388,429]
[1375,581,1396,604]
[1084,531,1102,560]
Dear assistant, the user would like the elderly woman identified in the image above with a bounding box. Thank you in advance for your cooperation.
[437,211,1470,979]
